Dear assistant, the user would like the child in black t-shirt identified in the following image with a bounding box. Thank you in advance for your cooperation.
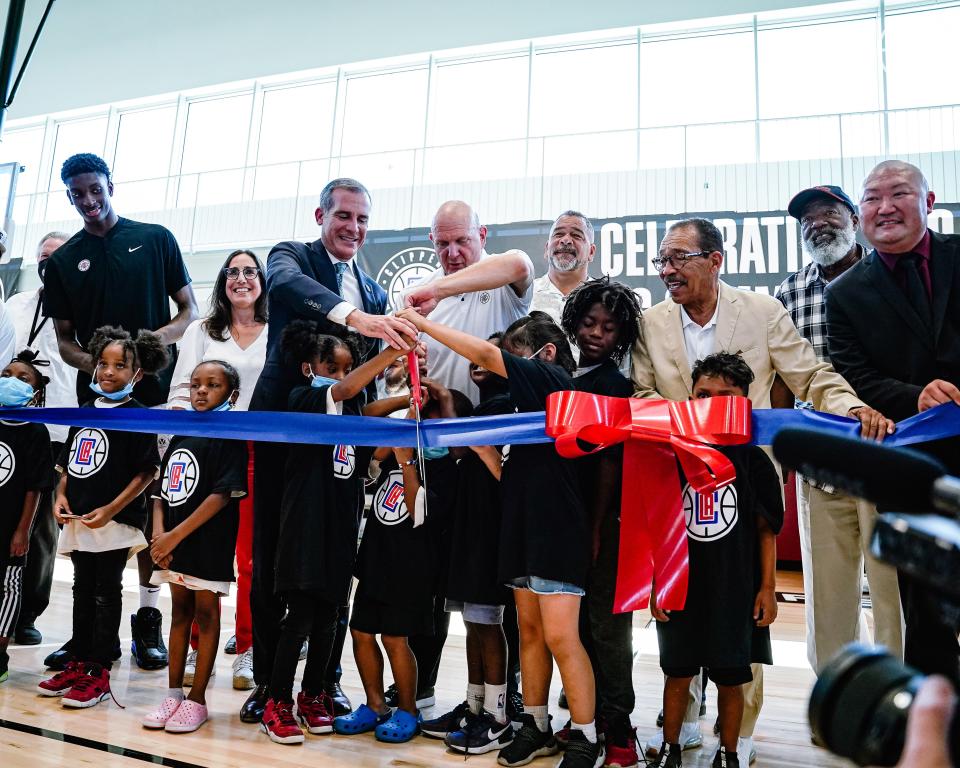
[259,320,416,746]
[560,278,643,763]
[397,307,602,768]
[333,378,465,745]
[39,326,167,709]
[0,351,54,684]
[650,353,781,768]
[142,360,247,734]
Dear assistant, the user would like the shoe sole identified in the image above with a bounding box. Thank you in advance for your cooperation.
[447,736,513,754]
[297,713,333,735]
[37,686,70,697]
[233,675,256,690]
[62,692,108,708]
[497,743,560,766]
[260,722,304,744]
[165,719,207,733]
[0,671,7,683]
[644,737,702,758]
[142,719,168,729]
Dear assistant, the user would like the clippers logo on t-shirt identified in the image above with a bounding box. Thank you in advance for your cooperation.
[682,483,739,542]
[0,441,15,487]
[332,444,355,479]
[68,428,109,478]
[373,469,408,526]
[162,448,199,507]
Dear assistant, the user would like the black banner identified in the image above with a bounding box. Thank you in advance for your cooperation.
[359,205,960,309]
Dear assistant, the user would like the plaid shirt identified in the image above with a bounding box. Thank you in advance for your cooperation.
[775,244,865,490]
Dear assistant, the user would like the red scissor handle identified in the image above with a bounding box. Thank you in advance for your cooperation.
[408,350,422,406]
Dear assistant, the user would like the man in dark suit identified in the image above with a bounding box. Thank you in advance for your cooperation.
[825,160,960,682]
[241,178,418,723]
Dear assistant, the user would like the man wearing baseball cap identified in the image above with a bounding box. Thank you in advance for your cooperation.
[775,185,903,675]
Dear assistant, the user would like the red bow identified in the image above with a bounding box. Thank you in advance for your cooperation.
[545,392,752,612]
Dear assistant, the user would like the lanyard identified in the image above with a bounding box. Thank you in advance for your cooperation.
[28,290,49,348]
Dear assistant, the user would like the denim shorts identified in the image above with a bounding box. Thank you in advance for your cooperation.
[507,575,585,597]
[444,599,505,625]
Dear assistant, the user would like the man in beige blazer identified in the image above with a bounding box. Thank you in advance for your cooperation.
[633,218,893,764]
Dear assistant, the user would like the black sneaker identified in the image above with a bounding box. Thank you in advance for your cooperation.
[558,687,568,709]
[224,635,237,654]
[422,700,473,739]
[712,747,740,768]
[15,622,42,645]
[506,690,524,727]
[654,742,683,768]
[445,710,513,754]
[130,607,168,670]
[497,713,559,766]
[385,682,399,707]
[558,730,604,767]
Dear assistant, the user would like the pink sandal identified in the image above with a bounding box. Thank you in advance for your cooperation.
[142,696,184,729]
[164,699,208,733]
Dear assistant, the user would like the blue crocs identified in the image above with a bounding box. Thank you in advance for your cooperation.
[334,703,390,735]
[375,708,422,743]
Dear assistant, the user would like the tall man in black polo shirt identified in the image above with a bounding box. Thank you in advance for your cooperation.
[42,153,198,670]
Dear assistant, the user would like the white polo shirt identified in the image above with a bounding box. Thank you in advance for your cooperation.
[416,251,532,403]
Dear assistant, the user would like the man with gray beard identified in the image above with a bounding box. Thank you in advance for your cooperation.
[775,185,903,675]
[530,210,596,324]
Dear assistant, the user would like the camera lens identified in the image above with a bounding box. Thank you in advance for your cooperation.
[809,643,921,766]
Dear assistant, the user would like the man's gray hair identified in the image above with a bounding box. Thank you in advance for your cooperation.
[553,210,594,243]
[37,230,70,256]
[318,178,371,213]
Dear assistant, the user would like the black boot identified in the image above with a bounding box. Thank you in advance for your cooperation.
[44,640,75,670]
[130,607,168,670]
[240,682,269,723]
[15,619,42,645]
[323,680,353,716]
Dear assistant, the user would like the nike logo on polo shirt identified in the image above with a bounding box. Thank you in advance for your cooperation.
[128,245,143,252]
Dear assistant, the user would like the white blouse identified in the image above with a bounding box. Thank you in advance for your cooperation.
[167,318,267,412]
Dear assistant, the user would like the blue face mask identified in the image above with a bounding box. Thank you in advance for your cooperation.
[0,376,36,407]
[90,366,140,401]
[212,398,234,412]
[422,446,449,460]
[310,372,339,389]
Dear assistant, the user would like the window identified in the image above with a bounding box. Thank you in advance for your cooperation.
[338,150,415,190]
[886,4,960,109]
[530,43,637,136]
[423,140,526,184]
[340,69,428,155]
[757,17,880,118]
[638,127,685,169]
[113,106,177,182]
[258,82,337,165]
[50,116,108,190]
[640,31,755,127]
[0,126,44,195]
[181,94,253,174]
[760,115,842,162]
[686,121,756,166]
[428,56,529,146]
[888,105,960,155]
[541,131,637,175]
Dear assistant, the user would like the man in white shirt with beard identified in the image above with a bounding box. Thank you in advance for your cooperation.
[775,185,904,675]
[530,211,595,324]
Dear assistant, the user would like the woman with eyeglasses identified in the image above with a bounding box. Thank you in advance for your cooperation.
[165,248,268,694]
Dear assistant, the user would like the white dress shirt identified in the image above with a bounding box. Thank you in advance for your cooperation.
[679,300,719,370]
[325,254,365,327]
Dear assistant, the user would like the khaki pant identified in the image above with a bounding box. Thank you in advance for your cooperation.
[798,479,904,672]
[682,664,763,737]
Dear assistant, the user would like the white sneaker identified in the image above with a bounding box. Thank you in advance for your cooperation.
[183,650,197,687]
[644,721,703,757]
[232,648,254,690]
[739,736,757,765]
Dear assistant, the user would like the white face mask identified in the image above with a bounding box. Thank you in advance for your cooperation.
[526,344,547,361]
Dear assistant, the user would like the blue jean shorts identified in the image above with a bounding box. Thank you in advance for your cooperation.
[444,599,504,625]
[507,575,585,597]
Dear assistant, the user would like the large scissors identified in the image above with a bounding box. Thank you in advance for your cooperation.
[408,349,428,525]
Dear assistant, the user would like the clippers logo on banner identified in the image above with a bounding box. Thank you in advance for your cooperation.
[332,444,356,479]
[68,428,109,478]
[373,469,408,526]
[682,483,739,542]
[0,441,14,487]
[374,247,440,311]
[162,448,199,507]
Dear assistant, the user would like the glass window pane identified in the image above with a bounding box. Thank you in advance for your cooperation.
[195,169,244,206]
[0,126,44,194]
[638,127,685,169]
[423,141,525,184]
[530,43,637,136]
[429,56,528,145]
[888,106,960,155]
[258,82,336,165]
[886,6,960,109]
[253,163,301,201]
[181,94,253,173]
[50,117,109,190]
[338,150,415,190]
[113,106,177,182]
[840,112,884,157]
[759,115,842,162]
[341,69,428,155]
[640,31,755,127]
[116,178,168,213]
[541,131,636,175]
[686,122,755,166]
[758,18,880,118]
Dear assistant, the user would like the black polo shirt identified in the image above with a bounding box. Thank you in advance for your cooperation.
[42,217,191,405]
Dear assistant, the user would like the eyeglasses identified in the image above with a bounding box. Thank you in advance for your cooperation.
[652,251,713,272]
[223,266,260,281]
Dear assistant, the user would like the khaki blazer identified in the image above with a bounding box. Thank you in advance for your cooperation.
[631,281,864,415]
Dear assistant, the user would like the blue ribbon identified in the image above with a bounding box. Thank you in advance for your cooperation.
[1,401,958,448]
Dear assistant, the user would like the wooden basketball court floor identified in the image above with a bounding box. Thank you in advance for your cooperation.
[0,561,862,767]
